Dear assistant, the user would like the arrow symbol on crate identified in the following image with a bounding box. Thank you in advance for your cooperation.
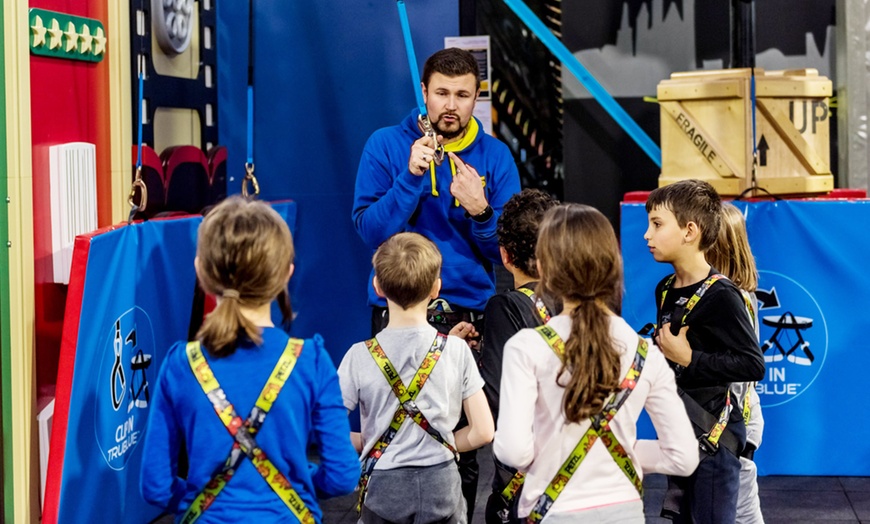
[757,287,780,310]
[757,135,769,167]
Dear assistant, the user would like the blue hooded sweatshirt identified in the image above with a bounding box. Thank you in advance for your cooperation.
[353,109,520,311]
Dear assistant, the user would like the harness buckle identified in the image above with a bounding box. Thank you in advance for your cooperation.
[698,433,719,456]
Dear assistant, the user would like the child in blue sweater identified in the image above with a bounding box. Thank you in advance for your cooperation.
[140,196,358,523]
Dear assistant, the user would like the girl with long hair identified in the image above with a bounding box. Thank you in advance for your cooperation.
[494,204,698,523]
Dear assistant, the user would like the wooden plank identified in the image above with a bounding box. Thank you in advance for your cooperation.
[756,79,832,98]
[658,80,743,101]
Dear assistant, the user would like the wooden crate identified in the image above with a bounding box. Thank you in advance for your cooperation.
[657,68,834,196]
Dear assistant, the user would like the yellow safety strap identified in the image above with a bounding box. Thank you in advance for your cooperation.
[357,334,454,512]
[742,387,753,426]
[515,326,647,522]
[516,286,551,323]
[659,273,736,444]
[181,338,314,524]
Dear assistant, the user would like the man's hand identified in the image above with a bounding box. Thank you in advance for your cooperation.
[408,134,441,176]
[449,321,480,350]
[448,152,488,216]
[655,323,692,367]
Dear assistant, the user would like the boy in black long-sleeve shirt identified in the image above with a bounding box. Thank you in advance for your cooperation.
[644,180,764,524]
[480,188,558,524]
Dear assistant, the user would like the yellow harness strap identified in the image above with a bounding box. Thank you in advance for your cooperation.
[181,338,314,524]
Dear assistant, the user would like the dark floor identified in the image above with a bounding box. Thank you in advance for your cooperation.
[319,445,870,524]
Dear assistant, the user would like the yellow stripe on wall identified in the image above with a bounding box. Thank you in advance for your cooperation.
[108,0,132,223]
[4,0,36,521]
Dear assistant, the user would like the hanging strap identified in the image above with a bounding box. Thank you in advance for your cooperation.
[128,54,148,220]
[242,0,259,198]
[396,0,444,170]
[526,325,648,523]
[750,67,758,188]
[181,338,314,524]
[357,333,455,512]
[516,286,551,324]
[396,0,424,115]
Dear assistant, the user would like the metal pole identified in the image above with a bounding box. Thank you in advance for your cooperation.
[730,0,756,68]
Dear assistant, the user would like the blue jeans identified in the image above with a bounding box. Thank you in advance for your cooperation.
[664,448,741,524]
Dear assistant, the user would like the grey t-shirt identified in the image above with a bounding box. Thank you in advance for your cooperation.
[339,325,484,470]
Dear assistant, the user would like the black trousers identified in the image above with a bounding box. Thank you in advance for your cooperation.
[371,305,485,523]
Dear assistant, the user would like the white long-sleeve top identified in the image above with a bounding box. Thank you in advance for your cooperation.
[494,314,699,518]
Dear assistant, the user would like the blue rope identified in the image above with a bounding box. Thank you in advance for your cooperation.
[502,0,662,167]
[397,1,426,116]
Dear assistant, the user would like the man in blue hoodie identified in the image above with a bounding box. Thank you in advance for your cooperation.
[353,47,521,338]
[352,48,520,522]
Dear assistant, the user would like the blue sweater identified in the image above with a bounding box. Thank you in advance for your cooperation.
[140,329,359,523]
[353,109,521,311]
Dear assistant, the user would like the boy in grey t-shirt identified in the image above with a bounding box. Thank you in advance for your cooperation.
[339,232,494,524]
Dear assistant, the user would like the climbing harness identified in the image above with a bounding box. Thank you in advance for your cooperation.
[659,273,740,456]
[516,286,551,324]
[357,334,457,512]
[181,338,314,524]
[396,0,444,165]
[526,325,648,523]
[128,54,148,220]
[242,0,260,198]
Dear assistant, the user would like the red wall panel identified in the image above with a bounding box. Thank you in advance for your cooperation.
[30,0,111,393]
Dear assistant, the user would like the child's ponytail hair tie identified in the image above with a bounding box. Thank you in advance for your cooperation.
[222,289,240,300]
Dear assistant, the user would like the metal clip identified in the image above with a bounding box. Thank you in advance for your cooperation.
[698,434,719,456]
[417,114,445,165]
[127,165,148,214]
[242,162,260,198]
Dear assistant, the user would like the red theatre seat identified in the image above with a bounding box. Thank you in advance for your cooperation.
[162,146,210,214]
[207,146,227,206]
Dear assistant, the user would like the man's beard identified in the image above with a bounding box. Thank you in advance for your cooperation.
[432,114,467,140]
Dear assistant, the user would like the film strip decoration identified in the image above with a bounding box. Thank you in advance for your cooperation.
[477,0,563,198]
[128,0,218,151]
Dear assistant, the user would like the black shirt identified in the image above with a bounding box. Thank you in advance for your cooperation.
[480,282,554,424]
[655,270,765,435]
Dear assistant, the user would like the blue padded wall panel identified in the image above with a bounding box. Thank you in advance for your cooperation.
[218,1,459,364]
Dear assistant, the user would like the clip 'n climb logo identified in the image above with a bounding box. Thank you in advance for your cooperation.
[755,271,828,407]
[94,307,155,470]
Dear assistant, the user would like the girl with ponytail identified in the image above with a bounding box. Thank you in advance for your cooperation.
[141,196,359,522]
[493,204,698,523]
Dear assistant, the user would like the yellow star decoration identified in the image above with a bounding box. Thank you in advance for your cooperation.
[31,15,47,48]
[93,26,106,56]
[47,18,63,50]
[79,24,93,54]
[64,21,78,53]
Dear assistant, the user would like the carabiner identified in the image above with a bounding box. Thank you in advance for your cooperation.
[242,162,260,198]
[127,166,148,213]
[417,114,445,165]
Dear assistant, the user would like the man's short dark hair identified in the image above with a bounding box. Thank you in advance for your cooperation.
[646,179,722,251]
[497,189,559,277]
[422,48,480,90]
